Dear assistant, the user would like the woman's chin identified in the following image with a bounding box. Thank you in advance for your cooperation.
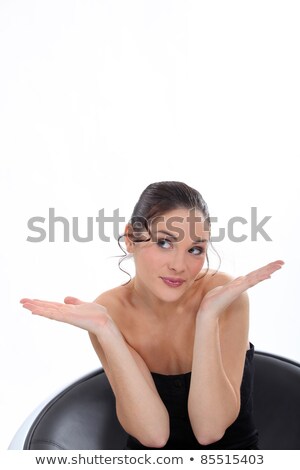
[156,285,187,303]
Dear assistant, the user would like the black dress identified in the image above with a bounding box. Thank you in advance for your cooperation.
[124,342,259,450]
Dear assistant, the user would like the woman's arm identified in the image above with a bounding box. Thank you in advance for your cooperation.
[188,287,248,445]
[90,319,170,448]
[20,295,170,448]
[188,260,284,445]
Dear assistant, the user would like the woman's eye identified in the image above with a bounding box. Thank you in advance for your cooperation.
[189,246,204,255]
[157,240,204,255]
[157,239,172,249]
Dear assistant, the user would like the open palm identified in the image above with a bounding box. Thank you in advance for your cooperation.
[199,260,284,318]
[20,296,110,335]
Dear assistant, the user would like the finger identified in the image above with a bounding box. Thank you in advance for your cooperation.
[64,296,84,305]
[247,260,283,276]
[273,259,284,266]
[20,299,64,308]
[263,260,284,273]
[22,303,60,319]
[258,260,284,276]
[20,298,63,307]
[245,261,284,287]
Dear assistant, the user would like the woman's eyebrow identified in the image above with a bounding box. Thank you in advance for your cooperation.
[156,230,208,243]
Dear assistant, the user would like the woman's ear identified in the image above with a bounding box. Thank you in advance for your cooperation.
[124,224,135,253]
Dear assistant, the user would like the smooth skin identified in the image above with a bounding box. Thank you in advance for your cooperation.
[20,208,284,447]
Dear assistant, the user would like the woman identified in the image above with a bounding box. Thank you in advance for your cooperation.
[20,181,284,450]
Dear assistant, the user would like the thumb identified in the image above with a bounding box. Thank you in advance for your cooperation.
[64,296,84,305]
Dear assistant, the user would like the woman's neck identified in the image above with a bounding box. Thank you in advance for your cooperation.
[128,277,197,320]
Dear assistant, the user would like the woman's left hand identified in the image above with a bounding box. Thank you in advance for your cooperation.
[197,260,284,320]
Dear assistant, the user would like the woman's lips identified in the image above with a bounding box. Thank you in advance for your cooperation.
[160,277,185,288]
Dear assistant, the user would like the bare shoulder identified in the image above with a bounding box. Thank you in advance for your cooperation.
[93,284,127,306]
[93,286,119,308]
[92,284,132,326]
[201,269,235,293]
[89,285,132,359]
[201,269,249,312]
[91,286,159,392]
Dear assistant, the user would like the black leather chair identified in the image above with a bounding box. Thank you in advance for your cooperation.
[9,350,300,450]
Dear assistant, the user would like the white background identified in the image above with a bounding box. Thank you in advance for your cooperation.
[1,0,299,450]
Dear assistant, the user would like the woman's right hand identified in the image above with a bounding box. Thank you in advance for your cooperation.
[20,296,112,336]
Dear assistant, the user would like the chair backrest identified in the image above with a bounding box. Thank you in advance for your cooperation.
[253,351,300,450]
[18,351,300,450]
[23,370,127,450]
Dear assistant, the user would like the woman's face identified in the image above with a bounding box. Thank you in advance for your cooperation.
[126,207,209,303]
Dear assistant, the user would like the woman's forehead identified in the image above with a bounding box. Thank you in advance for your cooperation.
[150,208,209,240]
[153,208,206,225]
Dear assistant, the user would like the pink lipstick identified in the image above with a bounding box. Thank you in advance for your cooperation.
[160,277,185,288]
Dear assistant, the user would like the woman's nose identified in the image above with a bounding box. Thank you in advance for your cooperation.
[168,251,186,272]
